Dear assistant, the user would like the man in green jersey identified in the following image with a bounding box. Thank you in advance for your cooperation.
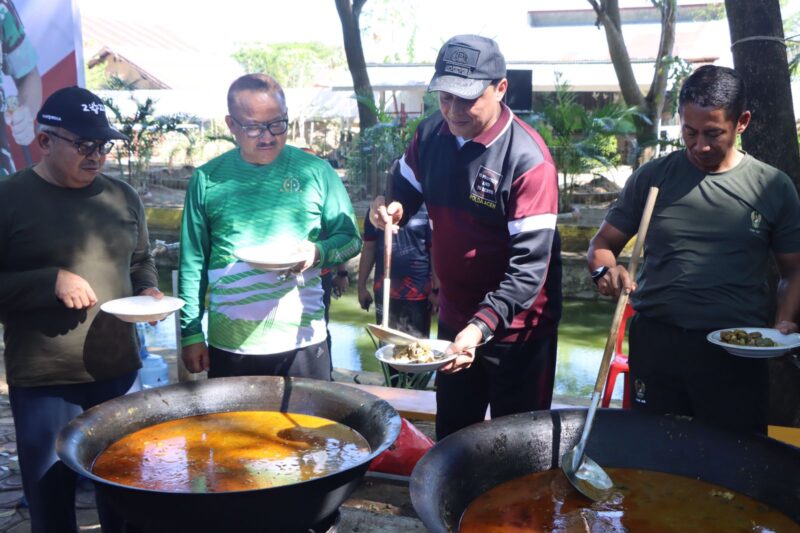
[588,65,800,434]
[179,74,361,380]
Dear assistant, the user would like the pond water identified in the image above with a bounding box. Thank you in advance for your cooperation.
[143,297,623,402]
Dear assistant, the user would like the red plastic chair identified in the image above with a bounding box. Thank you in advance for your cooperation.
[602,302,635,409]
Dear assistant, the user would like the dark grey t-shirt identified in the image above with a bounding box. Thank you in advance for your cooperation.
[0,169,157,386]
[606,150,800,330]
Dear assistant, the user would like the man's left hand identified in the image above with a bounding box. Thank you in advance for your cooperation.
[439,322,483,374]
[5,105,34,146]
[292,241,320,273]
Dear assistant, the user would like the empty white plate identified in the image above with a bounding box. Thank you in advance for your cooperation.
[233,245,306,271]
[101,295,185,323]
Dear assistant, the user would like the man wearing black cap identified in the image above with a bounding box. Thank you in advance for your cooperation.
[0,86,160,531]
[370,35,562,439]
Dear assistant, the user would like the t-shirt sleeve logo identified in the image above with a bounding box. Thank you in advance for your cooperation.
[469,165,501,209]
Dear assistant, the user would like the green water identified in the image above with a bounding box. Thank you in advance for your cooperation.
[327,293,621,400]
[149,286,621,401]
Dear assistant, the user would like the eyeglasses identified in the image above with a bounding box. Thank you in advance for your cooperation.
[47,131,115,155]
[230,116,289,138]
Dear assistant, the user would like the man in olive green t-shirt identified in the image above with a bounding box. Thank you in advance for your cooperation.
[0,87,161,532]
[587,65,800,434]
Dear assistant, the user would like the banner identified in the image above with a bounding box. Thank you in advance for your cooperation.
[0,0,81,175]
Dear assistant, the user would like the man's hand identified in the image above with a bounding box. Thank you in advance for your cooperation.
[358,286,373,311]
[428,290,440,314]
[774,320,798,335]
[368,196,403,233]
[292,240,320,273]
[333,272,349,298]
[139,287,164,325]
[55,269,97,309]
[181,342,210,373]
[5,105,34,146]
[439,322,484,374]
[594,264,637,298]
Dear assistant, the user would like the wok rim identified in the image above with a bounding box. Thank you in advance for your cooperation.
[56,376,402,496]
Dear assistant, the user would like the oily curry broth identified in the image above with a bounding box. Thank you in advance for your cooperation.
[92,411,371,493]
[460,468,800,533]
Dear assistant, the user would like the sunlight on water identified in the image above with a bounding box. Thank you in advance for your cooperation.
[143,315,619,401]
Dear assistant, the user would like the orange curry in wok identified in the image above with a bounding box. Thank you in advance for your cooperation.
[92,411,371,493]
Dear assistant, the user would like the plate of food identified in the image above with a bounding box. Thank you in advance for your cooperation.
[375,339,457,373]
[706,327,800,358]
[100,295,185,323]
[233,245,306,271]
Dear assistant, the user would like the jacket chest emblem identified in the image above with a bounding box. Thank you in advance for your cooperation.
[469,166,501,209]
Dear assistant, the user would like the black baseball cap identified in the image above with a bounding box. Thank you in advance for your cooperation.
[36,86,129,141]
[428,35,507,99]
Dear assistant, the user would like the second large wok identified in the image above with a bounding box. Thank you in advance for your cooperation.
[57,376,401,533]
[411,408,800,532]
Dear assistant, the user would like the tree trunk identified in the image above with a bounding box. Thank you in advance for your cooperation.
[726,0,800,427]
[335,0,378,131]
[588,0,676,165]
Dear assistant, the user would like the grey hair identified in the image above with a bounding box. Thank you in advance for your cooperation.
[38,124,59,134]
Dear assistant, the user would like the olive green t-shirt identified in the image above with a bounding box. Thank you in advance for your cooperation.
[0,168,158,386]
[606,150,800,330]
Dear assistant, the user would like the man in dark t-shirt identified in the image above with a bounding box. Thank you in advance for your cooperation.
[0,87,161,531]
[588,66,800,434]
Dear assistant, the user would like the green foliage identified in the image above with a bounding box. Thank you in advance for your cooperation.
[232,42,344,87]
[103,95,195,190]
[85,67,135,91]
[526,74,642,212]
[663,56,694,116]
[343,96,433,195]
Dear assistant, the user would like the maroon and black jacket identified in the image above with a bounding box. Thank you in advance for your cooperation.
[391,104,562,342]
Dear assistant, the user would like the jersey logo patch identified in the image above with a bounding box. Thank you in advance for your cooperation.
[280,177,302,193]
[469,166,501,209]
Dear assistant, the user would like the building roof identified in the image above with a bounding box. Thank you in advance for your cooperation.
[82,15,244,92]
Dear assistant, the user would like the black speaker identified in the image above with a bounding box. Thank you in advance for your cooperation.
[504,69,533,113]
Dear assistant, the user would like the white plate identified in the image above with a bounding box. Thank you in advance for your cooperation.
[375,339,458,374]
[100,295,185,323]
[233,245,306,271]
[706,327,800,358]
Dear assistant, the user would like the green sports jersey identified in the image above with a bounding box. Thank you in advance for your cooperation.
[179,146,361,354]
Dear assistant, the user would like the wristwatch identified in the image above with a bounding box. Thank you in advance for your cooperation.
[591,265,609,285]
[337,271,348,278]
[468,317,494,343]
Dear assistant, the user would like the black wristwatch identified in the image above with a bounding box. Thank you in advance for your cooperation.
[591,265,609,285]
[337,271,348,278]
[468,318,494,343]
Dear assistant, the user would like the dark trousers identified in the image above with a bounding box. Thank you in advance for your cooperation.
[434,323,557,440]
[9,372,140,533]
[628,313,769,434]
[208,341,332,381]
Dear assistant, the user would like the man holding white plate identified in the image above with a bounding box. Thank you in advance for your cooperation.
[588,66,800,434]
[179,74,361,381]
[0,87,161,532]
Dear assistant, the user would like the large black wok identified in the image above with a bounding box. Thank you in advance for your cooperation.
[411,408,800,532]
[57,376,401,533]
